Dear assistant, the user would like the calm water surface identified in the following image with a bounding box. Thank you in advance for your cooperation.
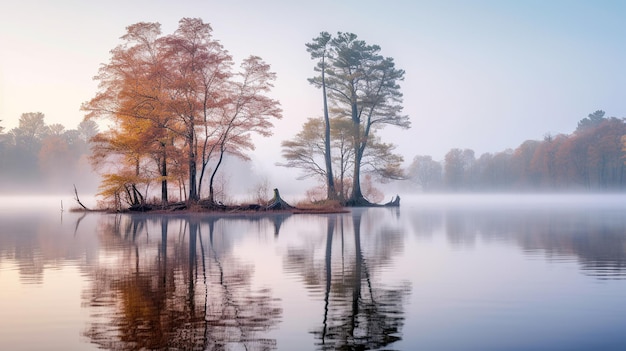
[1,194,626,350]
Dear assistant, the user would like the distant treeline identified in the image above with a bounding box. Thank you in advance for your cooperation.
[2,110,626,194]
[408,110,626,192]
[0,112,98,193]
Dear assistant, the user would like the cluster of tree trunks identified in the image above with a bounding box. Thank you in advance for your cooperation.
[125,188,296,213]
[292,32,408,207]
[120,188,404,213]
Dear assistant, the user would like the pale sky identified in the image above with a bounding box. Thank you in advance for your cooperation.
[2,0,626,174]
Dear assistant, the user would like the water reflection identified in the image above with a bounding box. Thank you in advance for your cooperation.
[283,210,411,350]
[80,210,412,350]
[83,214,282,350]
[407,198,626,279]
[3,196,626,350]
[0,208,99,284]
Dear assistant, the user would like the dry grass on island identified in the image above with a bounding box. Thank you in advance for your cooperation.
[70,188,350,215]
[292,199,348,214]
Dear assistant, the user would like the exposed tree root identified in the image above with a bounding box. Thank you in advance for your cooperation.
[345,195,400,207]
[265,188,295,210]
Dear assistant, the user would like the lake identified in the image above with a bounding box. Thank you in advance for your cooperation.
[1,194,626,350]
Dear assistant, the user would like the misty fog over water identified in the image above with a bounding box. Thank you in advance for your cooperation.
[2,194,626,350]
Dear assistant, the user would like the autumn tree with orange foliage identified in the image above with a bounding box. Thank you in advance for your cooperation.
[160,18,234,202]
[83,22,171,207]
[205,56,281,204]
[83,18,281,208]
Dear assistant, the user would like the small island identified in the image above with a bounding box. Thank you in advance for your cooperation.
[73,185,399,216]
[74,20,408,214]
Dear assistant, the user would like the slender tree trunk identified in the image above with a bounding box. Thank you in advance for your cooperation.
[340,153,346,201]
[131,184,144,206]
[187,123,198,202]
[197,164,205,198]
[197,131,217,198]
[350,146,365,204]
[160,143,168,206]
[197,151,210,199]
[208,145,226,205]
[348,97,366,205]
[321,59,337,201]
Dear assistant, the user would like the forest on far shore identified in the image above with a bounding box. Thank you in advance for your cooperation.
[1,110,625,198]
[0,113,98,194]
[406,110,626,192]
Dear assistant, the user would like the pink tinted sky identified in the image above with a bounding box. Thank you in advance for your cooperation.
[1,0,625,168]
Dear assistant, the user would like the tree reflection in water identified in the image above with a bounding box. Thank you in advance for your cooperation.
[435,205,626,279]
[83,214,281,350]
[287,210,411,350]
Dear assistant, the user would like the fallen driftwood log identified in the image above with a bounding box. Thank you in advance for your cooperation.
[73,184,90,211]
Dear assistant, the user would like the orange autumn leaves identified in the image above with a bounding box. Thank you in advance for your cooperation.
[82,18,281,208]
